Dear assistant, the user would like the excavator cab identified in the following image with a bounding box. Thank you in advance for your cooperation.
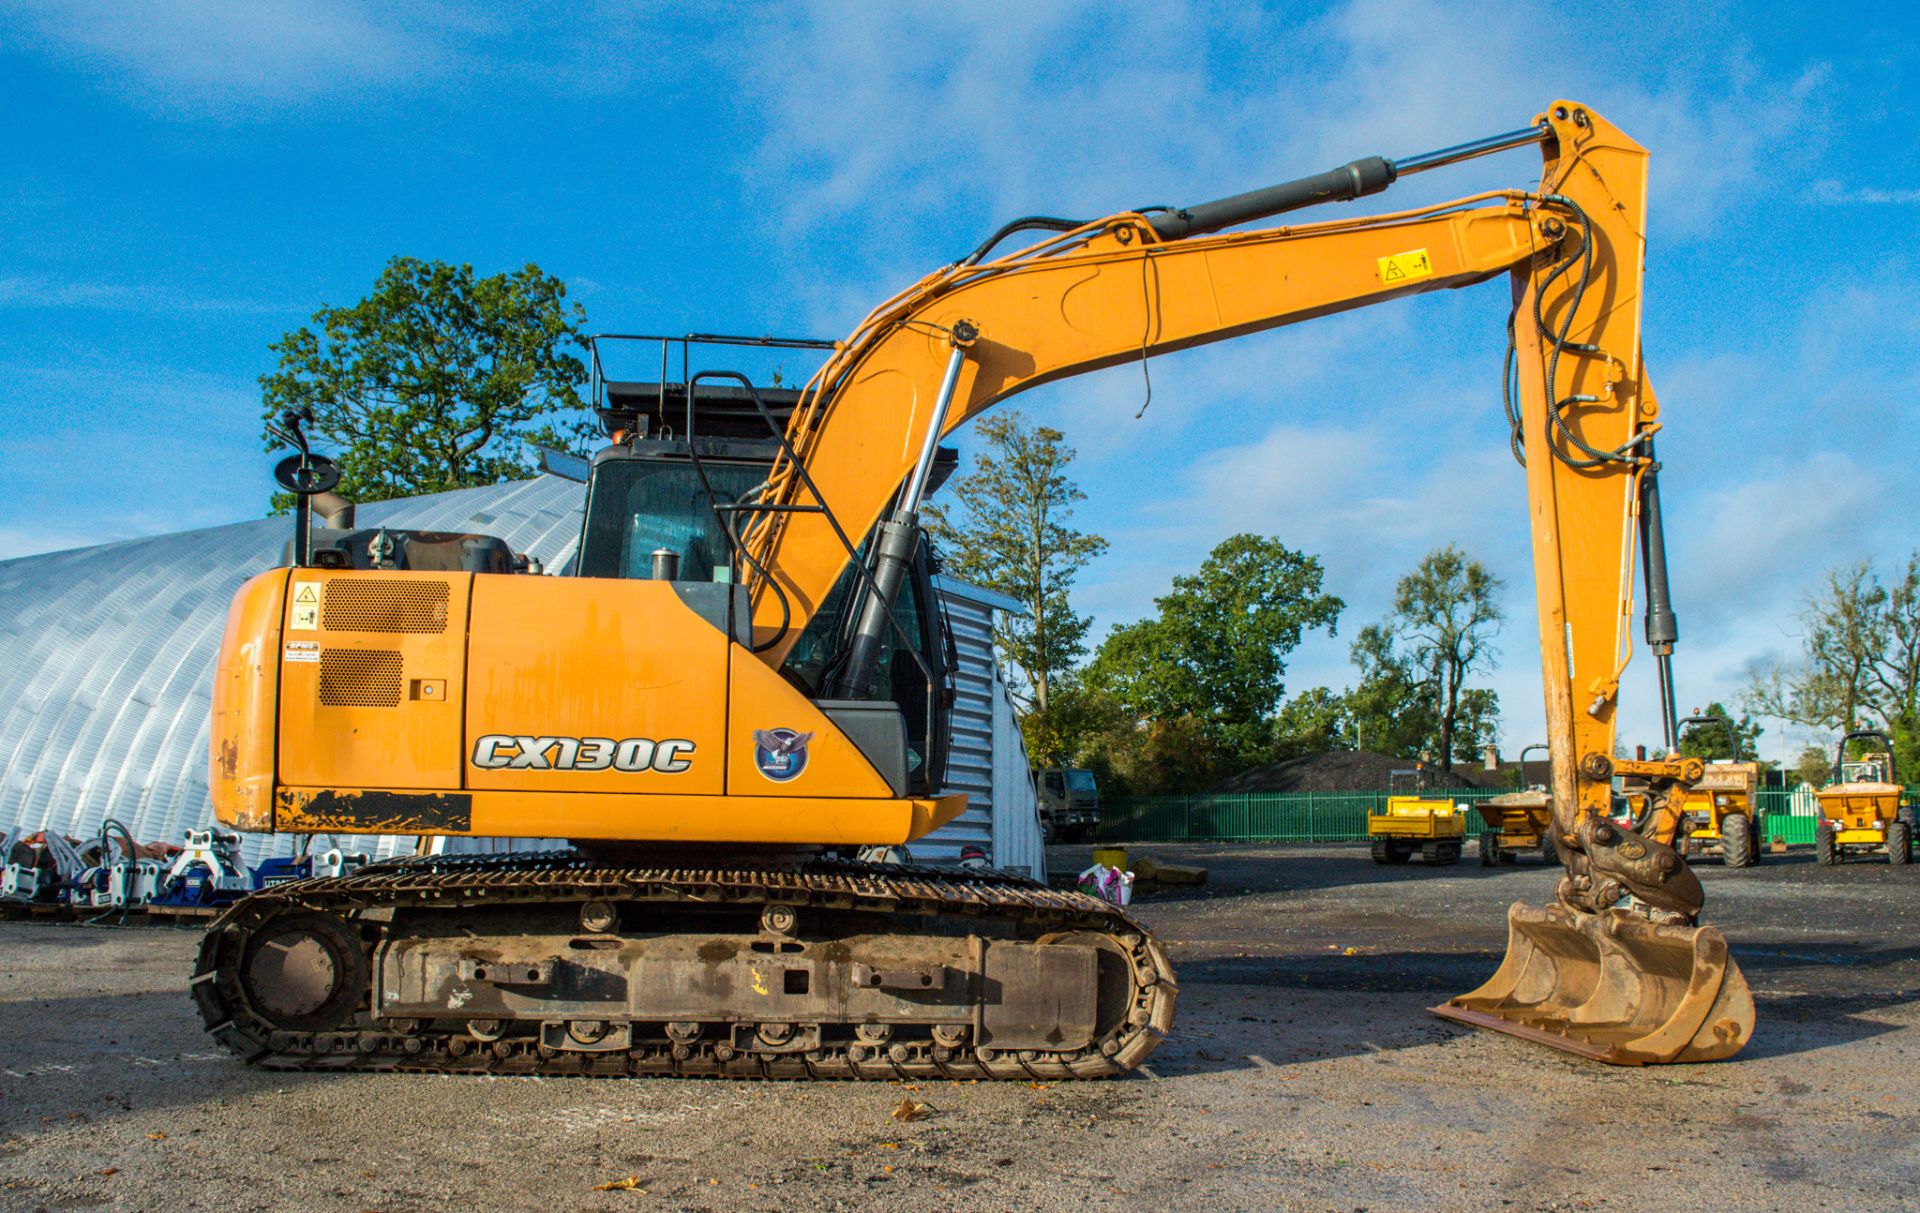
[579,337,958,798]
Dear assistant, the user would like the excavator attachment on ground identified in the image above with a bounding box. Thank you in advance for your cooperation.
[1435,902,1753,1065]
[1436,754,1756,1063]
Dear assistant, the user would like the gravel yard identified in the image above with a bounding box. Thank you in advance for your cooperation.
[1,843,1915,1212]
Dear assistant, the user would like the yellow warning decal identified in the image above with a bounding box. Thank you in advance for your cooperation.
[290,581,321,631]
[1377,248,1434,285]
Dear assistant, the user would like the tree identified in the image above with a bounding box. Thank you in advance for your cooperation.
[1791,744,1832,788]
[923,412,1107,764]
[1382,545,1504,771]
[1676,702,1763,762]
[261,257,590,510]
[1075,709,1232,797]
[1271,687,1349,761]
[1085,534,1342,769]
[1341,594,1501,766]
[1448,688,1503,766]
[1745,553,1920,776]
[1342,623,1440,758]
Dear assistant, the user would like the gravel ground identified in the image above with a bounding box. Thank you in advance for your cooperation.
[2,843,1916,1212]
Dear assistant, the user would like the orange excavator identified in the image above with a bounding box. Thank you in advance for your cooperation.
[196,99,1752,1077]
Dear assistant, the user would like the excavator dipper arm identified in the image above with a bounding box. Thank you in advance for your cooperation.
[743,101,1751,1064]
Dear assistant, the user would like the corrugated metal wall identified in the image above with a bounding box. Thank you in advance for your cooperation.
[990,667,1045,880]
[917,577,1043,877]
[0,478,1041,872]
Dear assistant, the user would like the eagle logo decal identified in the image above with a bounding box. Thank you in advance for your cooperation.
[752,728,814,782]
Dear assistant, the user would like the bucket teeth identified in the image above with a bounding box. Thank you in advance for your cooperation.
[1431,901,1754,1065]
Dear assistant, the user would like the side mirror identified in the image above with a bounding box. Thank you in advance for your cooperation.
[273,452,341,568]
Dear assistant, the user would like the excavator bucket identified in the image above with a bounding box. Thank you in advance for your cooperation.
[1431,901,1753,1065]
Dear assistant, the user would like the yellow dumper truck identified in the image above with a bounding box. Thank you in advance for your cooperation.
[1369,769,1465,865]
[1475,744,1558,865]
[1815,729,1914,866]
[1672,714,1763,867]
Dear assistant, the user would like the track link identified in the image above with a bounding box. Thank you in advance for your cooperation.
[191,853,1176,1080]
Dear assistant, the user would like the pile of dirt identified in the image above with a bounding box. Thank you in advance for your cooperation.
[1207,749,1486,794]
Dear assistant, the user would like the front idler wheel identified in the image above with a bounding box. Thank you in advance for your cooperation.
[237,910,369,1035]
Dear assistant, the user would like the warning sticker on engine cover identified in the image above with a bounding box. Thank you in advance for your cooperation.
[290,581,321,630]
[284,640,320,664]
[1377,248,1433,285]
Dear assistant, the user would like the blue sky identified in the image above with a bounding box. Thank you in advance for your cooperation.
[2,0,1915,760]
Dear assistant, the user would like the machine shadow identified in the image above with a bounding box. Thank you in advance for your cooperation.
[1727,941,1920,1061]
[0,989,311,1133]
[1139,947,1503,1078]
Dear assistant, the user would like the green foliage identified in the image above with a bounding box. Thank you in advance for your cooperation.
[1340,623,1437,758]
[1675,702,1763,762]
[1384,544,1503,771]
[1076,542,1507,788]
[1319,548,1503,767]
[1071,697,1232,797]
[1449,688,1502,766]
[1084,534,1342,772]
[1270,686,1348,761]
[1333,621,1501,764]
[1016,678,1115,773]
[1745,554,1920,777]
[1791,744,1832,788]
[260,257,590,510]
[924,412,1106,765]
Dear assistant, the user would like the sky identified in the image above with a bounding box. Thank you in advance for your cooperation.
[1,0,1916,762]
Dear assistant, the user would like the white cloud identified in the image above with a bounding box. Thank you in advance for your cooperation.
[0,523,104,562]
[1071,408,1526,647]
[0,0,424,114]
[0,0,712,117]
[1809,180,1920,205]
[1678,451,1895,628]
[1028,267,1915,758]
[727,0,1851,759]
[0,275,295,315]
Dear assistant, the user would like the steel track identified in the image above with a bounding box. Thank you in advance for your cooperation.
[191,853,1177,1080]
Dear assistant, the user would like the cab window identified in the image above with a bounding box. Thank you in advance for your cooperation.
[577,458,765,581]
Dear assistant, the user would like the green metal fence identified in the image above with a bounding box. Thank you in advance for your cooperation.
[1096,788,1509,844]
[1095,785,1868,846]
[1756,789,1813,846]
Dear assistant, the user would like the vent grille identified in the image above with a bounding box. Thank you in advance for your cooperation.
[322,580,450,633]
[318,649,403,707]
